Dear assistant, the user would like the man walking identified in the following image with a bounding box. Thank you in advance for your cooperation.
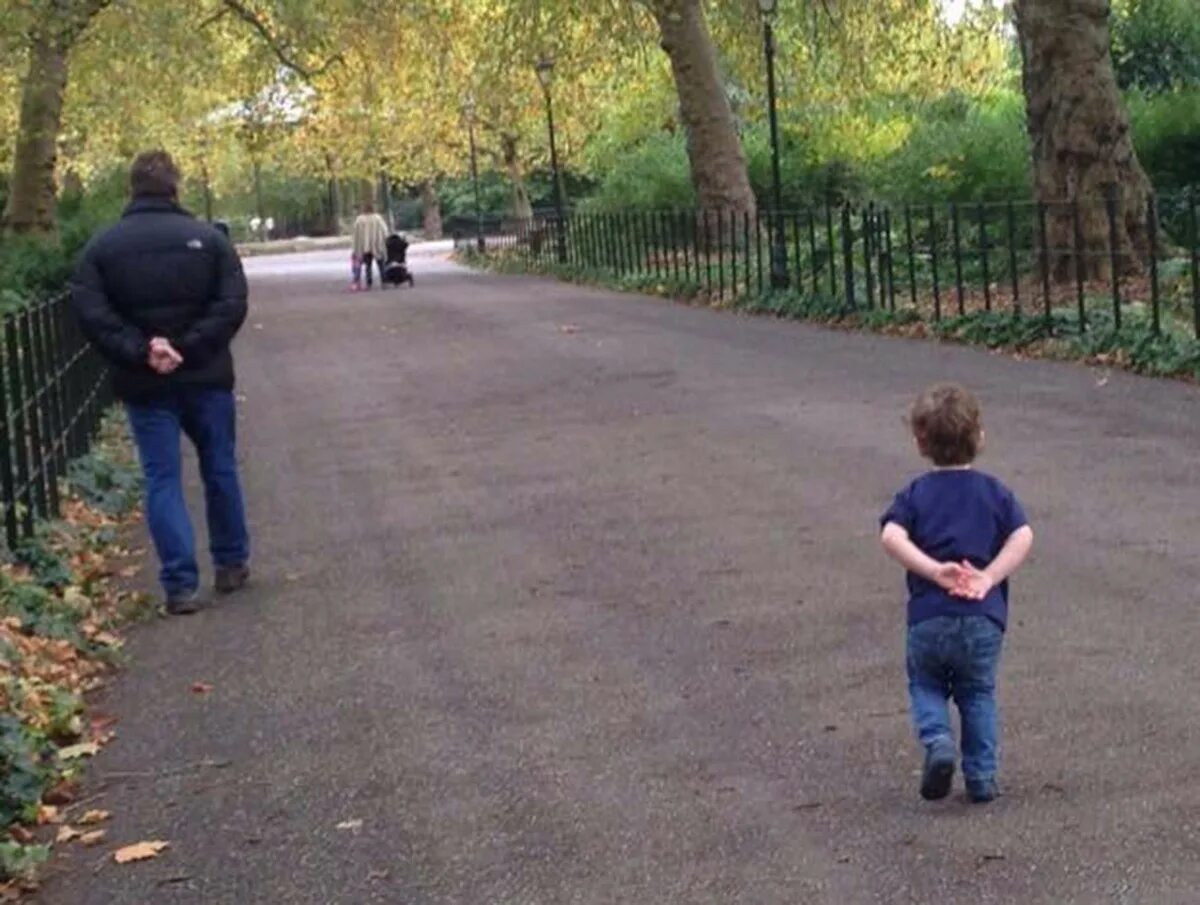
[71,151,251,614]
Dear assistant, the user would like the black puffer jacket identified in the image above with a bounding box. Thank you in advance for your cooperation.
[70,197,248,402]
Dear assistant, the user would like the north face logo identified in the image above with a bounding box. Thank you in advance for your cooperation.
[187,239,203,250]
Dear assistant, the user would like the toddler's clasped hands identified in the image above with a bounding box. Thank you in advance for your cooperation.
[932,561,995,601]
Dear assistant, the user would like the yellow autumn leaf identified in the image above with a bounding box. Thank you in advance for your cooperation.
[57,742,101,761]
[56,826,82,844]
[113,841,169,864]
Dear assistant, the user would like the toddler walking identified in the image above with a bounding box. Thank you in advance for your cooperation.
[880,384,1033,803]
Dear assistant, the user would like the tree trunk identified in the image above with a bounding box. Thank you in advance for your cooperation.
[5,26,72,233]
[1015,0,1152,281]
[200,162,214,221]
[420,180,442,239]
[3,1,111,234]
[501,135,534,221]
[379,171,394,226]
[355,179,375,211]
[252,160,265,223]
[648,0,754,218]
[324,153,341,234]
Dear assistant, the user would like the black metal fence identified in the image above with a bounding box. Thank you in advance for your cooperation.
[459,192,1200,343]
[0,293,111,551]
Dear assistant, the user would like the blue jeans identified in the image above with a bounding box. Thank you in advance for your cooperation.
[906,615,1004,782]
[126,388,250,596]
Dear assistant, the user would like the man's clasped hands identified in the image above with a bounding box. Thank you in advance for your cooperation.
[148,337,183,375]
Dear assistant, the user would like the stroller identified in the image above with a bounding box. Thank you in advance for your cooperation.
[381,233,415,288]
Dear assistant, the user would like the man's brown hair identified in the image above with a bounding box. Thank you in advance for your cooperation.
[130,150,180,199]
[909,383,983,466]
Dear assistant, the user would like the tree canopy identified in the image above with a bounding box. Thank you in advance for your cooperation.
[1,0,1197,241]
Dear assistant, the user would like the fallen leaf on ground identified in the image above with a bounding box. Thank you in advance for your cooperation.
[80,830,107,847]
[62,586,89,610]
[114,841,169,864]
[43,780,79,806]
[8,827,33,844]
[36,805,61,825]
[56,826,83,844]
[118,566,140,579]
[335,819,363,831]
[58,742,100,761]
[190,682,214,695]
[558,324,580,334]
[79,810,111,826]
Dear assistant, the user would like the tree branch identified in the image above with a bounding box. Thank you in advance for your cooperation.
[199,6,232,29]
[219,0,343,81]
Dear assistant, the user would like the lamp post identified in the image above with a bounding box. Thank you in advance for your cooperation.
[535,55,568,264]
[759,0,789,290]
[464,96,485,252]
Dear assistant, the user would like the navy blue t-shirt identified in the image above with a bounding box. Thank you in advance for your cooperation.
[881,470,1028,630]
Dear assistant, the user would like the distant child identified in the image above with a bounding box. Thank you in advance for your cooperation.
[880,384,1034,803]
[350,252,363,291]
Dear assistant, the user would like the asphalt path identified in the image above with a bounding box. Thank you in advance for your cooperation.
[38,241,1200,904]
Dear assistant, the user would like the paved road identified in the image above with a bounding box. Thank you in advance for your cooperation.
[39,243,1200,904]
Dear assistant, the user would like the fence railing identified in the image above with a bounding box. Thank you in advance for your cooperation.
[0,293,111,551]
[458,193,1200,343]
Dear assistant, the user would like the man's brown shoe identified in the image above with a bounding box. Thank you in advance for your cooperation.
[166,589,206,615]
[214,565,250,595]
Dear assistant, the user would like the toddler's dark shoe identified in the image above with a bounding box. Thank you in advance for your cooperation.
[966,778,999,803]
[920,740,957,801]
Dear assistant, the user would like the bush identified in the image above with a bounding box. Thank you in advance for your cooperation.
[1113,0,1200,93]
[868,91,1031,202]
[0,165,128,309]
[1130,88,1200,193]
[584,133,696,212]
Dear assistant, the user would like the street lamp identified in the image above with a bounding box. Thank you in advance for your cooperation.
[464,95,485,252]
[535,55,568,264]
[759,0,789,290]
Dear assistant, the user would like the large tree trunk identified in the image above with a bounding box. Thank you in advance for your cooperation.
[1015,0,1152,281]
[648,0,754,218]
[420,180,442,239]
[501,135,534,221]
[5,24,73,233]
[3,0,110,235]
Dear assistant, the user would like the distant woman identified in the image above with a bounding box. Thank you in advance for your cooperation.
[351,202,389,291]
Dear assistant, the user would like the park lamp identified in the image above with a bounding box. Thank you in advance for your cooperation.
[757,0,778,17]
[535,56,555,91]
